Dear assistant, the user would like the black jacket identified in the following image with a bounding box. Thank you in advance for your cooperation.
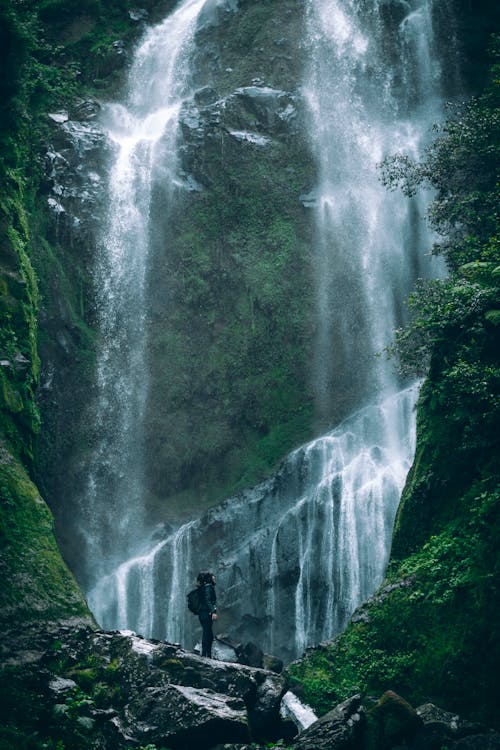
[198,583,216,614]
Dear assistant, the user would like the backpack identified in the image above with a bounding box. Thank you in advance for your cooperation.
[187,587,201,615]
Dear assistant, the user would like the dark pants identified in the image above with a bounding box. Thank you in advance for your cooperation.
[199,611,214,658]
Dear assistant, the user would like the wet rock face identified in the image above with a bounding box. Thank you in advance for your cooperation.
[293,694,365,750]
[39,0,315,582]
[44,101,109,247]
[139,0,315,525]
[36,100,112,573]
[178,84,301,189]
[123,683,250,748]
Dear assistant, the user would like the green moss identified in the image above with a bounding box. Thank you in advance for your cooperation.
[145,90,315,517]
[159,658,185,671]
[0,444,91,627]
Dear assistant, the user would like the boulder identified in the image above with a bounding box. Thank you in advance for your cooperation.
[5,625,292,750]
[262,653,284,674]
[98,632,287,742]
[239,641,264,668]
[412,702,486,749]
[407,703,500,750]
[280,690,317,733]
[293,694,365,750]
[122,684,250,748]
[70,98,102,121]
[366,690,422,749]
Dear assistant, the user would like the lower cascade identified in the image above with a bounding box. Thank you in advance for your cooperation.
[89,384,418,662]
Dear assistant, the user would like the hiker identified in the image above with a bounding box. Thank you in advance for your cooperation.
[197,571,217,658]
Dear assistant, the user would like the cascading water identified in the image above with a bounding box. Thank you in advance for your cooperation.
[81,0,206,593]
[306,0,444,425]
[84,0,451,659]
[90,385,417,661]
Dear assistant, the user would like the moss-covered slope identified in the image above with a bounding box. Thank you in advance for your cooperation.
[289,378,499,727]
[0,1,93,629]
[0,446,90,627]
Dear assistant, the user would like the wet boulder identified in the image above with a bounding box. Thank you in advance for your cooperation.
[233,86,298,133]
[70,98,102,121]
[109,633,287,742]
[412,703,495,750]
[366,690,422,749]
[293,694,365,750]
[238,641,264,668]
[122,683,250,748]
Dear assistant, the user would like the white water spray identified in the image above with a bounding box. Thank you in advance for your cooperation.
[89,385,417,661]
[306,0,444,423]
[80,0,207,592]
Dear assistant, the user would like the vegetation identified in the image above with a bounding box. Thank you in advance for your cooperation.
[288,37,500,730]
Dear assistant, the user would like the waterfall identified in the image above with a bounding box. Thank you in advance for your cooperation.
[80,0,207,592]
[83,0,450,659]
[306,0,444,425]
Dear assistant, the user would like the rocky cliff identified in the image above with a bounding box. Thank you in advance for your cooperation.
[1,0,499,748]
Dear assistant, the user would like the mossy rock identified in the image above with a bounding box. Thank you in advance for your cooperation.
[0,442,92,628]
[159,658,185,673]
[70,668,99,690]
[365,691,422,750]
[0,370,23,413]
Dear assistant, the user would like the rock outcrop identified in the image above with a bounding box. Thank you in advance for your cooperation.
[1,625,289,749]
[3,624,500,750]
[289,692,500,750]
[293,694,365,750]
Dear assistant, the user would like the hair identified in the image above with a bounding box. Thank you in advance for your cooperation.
[197,571,214,585]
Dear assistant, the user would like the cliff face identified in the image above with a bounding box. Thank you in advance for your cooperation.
[142,0,315,523]
[0,2,92,631]
[0,0,499,745]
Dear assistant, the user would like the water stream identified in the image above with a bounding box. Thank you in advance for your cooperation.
[89,385,418,661]
[80,0,206,590]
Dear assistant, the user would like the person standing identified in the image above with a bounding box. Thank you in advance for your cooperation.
[197,571,217,658]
